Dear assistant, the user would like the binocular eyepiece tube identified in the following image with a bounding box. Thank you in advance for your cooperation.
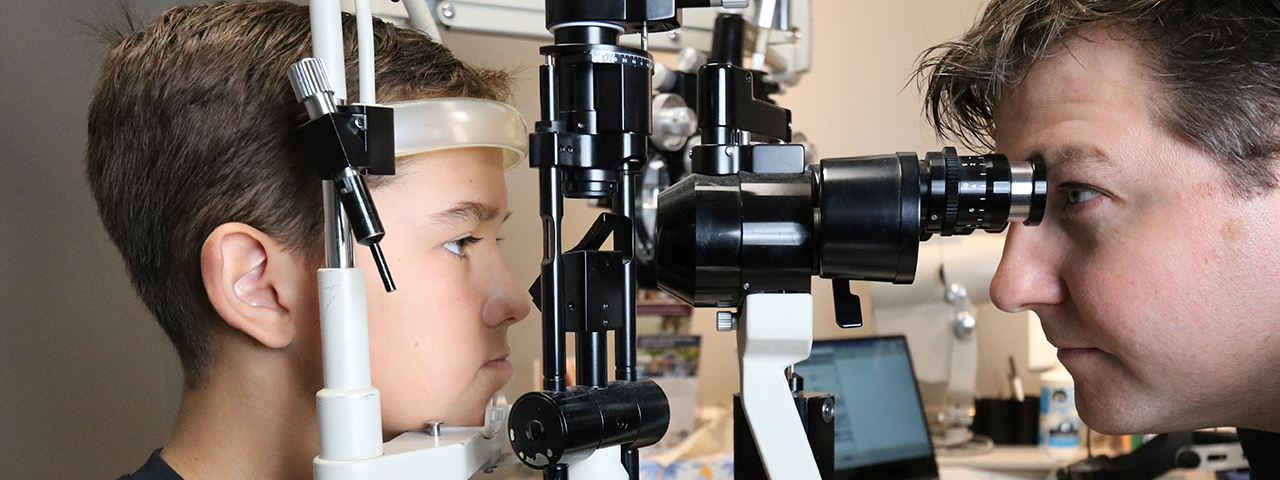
[919,147,1047,238]
[653,147,1048,307]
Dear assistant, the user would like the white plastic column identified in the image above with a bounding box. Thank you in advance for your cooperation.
[737,293,821,480]
[316,269,384,462]
[355,0,376,104]
[750,1,776,70]
[401,0,443,41]
[566,445,629,480]
[310,0,346,101]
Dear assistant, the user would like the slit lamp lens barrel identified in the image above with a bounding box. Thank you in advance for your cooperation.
[653,148,1048,307]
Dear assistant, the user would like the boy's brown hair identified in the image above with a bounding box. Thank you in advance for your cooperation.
[917,0,1280,196]
[86,1,511,386]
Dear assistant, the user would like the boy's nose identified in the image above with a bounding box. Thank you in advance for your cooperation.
[486,260,531,328]
[990,223,1065,313]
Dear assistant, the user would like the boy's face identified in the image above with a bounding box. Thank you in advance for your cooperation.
[355,147,530,432]
[990,29,1280,433]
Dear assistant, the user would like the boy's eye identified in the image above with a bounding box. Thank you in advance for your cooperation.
[444,235,482,257]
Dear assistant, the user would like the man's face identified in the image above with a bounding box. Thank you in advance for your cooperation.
[356,147,529,433]
[990,29,1280,433]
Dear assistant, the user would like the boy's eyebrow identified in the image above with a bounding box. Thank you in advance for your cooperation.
[431,201,510,226]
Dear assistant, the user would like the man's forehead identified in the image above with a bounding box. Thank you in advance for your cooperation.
[996,28,1152,120]
[993,30,1156,169]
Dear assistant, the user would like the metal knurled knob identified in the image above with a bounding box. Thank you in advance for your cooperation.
[716,311,737,332]
[287,57,333,103]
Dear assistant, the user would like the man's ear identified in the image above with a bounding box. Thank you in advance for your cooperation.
[201,223,311,349]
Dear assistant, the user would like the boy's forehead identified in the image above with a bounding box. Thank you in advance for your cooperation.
[379,147,508,187]
[372,147,511,217]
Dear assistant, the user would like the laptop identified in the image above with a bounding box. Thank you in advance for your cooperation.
[794,335,940,480]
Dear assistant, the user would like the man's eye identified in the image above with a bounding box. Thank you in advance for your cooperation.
[444,235,482,257]
[1062,183,1103,206]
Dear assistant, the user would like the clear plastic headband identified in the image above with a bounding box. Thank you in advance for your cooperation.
[391,97,528,171]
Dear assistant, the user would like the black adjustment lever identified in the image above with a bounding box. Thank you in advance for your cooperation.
[832,279,862,328]
[288,57,397,292]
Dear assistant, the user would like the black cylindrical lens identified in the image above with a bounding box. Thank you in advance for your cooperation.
[653,171,815,307]
[509,380,669,469]
[920,147,1047,238]
[815,153,921,284]
[653,147,1048,307]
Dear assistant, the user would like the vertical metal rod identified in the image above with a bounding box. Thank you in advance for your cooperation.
[617,161,641,480]
[577,332,608,387]
[540,166,567,393]
[622,448,639,480]
[544,464,569,480]
[323,180,355,268]
[615,163,638,382]
[542,55,556,122]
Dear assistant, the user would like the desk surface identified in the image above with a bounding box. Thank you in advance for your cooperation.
[936,446,1086,471]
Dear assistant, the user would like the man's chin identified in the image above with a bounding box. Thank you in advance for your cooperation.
[1074,373,1178,435]
[1075,398,1135,435]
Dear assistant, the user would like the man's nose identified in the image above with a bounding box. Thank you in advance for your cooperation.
[989,223,1065,312]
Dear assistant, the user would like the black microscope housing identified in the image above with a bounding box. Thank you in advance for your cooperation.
[509,2,1049,479]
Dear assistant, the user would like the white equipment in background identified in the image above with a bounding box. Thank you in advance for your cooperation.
[870,233,1002,454]
[344,0,811,85]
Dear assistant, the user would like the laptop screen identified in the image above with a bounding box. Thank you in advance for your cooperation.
[795,336,937,477]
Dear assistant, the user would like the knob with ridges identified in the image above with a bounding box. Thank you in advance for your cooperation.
[716,311,737,332]
[288,57,338,119]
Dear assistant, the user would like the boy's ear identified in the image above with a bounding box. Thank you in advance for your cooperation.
[201,223,311,349]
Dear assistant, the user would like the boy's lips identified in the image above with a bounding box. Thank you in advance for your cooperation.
[484,351,510,365]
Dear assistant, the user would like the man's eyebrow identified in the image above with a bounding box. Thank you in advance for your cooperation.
[1041,145,1114,169]
[430,201,509,226]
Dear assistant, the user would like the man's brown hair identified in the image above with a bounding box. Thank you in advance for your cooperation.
[86,1,511,386]
[917,0,1280,196]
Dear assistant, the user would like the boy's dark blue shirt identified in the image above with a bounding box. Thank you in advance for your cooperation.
[117,449,182,480]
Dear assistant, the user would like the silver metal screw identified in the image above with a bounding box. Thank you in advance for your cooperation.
[425,421,443,437]
[822,398,835,423]
[440,2,455,19]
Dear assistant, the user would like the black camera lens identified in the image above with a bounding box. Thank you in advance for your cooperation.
[920,147,1047,238]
